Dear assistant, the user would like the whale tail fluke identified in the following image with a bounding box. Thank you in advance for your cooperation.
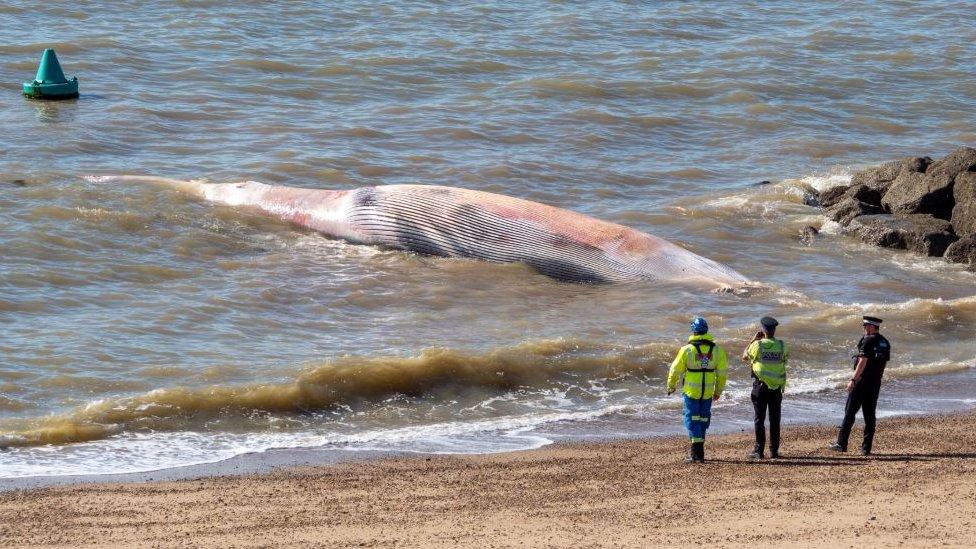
[84,174,209,198]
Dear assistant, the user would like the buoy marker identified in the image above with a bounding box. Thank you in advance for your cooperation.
[22,49,79,100]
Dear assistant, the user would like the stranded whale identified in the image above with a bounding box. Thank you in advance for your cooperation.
[89,176,750,289]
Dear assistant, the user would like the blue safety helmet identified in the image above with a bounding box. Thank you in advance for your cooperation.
[690,316,708,335]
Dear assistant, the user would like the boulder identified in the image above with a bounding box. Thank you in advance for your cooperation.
[850,156,929,195]
[802,191,821,208]
[812,157,922,212]
[847,184,883,207]
[951,171,976,236]
[798,225,819,244]
[819,183,887,225]
[850,159,901,188]
[944,234,976,270]
[825,194,885,225]
[818,185,850,209]
[882,147,976,219]
[844,214,958,257]
[905,155,933,174]
[881,171,945,217]
[925,146,976,188]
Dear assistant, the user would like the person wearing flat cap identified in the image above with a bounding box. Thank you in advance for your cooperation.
[829,315,891,455]
[741,316,788,460]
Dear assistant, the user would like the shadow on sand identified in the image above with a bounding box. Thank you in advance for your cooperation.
[712,452,976,467]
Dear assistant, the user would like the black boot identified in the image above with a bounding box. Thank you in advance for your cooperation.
[746,448,763,461]
[827,442,846,453]
[692,442,705,463]
[685,443,696,463]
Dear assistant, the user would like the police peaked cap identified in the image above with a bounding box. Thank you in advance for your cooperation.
[862,316,883,326]
[759,316,779,328]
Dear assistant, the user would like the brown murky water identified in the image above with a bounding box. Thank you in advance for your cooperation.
[0,1,974,476]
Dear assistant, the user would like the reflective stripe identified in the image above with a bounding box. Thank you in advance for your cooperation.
[690,437,704,442]
[684,342,717,398]
[674,335,727,400]
[683,371,717,397]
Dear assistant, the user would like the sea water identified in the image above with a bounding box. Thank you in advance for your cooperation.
[0,1,974,478]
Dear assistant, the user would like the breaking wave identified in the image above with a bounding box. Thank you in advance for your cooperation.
[0,339,673,448]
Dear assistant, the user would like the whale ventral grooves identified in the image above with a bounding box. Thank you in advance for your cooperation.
[99,176,749,288]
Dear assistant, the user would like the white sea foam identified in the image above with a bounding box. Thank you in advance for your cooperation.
[790,172,853,193]
[2,352,972,479]
[883,358,975,380]
[0,405,629,479]
[825,294,976,312]
[818,219,844,235]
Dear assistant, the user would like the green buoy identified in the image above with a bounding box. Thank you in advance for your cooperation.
[22,49,79,100]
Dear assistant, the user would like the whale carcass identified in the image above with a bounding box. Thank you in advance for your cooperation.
[90,176,750,288]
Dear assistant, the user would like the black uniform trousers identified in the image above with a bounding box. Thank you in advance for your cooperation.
[837,380,882,453]
[751,380,782,455]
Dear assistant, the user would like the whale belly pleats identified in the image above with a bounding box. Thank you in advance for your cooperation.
[345,187,637,283]
[91,176,744,286]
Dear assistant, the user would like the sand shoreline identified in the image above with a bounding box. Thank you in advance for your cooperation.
[2,411,975,547]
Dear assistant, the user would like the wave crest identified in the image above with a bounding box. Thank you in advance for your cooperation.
[0,339,673,448]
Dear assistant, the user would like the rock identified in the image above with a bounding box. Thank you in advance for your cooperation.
[944,234,976,269]
[850,160,902,188]
[951,171,976,236]
[851,156,929,195]
[803,191,820,207]
[905,156,934,174]
[882,148,976,219]
[881,171,944,217]
[847,184,883,207]
[820,184,884,224]
[825,196,885,225]
[799,225,819,244]
[844,214,958,257]
[925,146,976,187]
[818,185,851,209]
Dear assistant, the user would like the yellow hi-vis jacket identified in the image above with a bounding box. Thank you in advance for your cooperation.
[745,337,788,390]
[667,334,728,399]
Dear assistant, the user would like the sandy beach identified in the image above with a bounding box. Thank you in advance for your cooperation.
[2,413,974,547]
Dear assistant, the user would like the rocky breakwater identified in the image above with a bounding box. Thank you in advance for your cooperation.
[811,147,976,270]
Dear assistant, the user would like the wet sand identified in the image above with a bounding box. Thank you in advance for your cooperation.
[2,413,975,547]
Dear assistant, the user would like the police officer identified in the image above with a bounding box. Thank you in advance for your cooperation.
[667,316,728,464]
[829,316,891,455]
[741,316,788,460]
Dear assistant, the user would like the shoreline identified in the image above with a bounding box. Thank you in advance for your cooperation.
[4,374,975,492]
[2,411,975,547]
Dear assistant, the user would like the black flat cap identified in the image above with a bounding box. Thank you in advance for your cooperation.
[760,316,779,328]
[862,316,883,326]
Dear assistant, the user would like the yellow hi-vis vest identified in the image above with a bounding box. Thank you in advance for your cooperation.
[748,337,788,390]
[667,334,728,399]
